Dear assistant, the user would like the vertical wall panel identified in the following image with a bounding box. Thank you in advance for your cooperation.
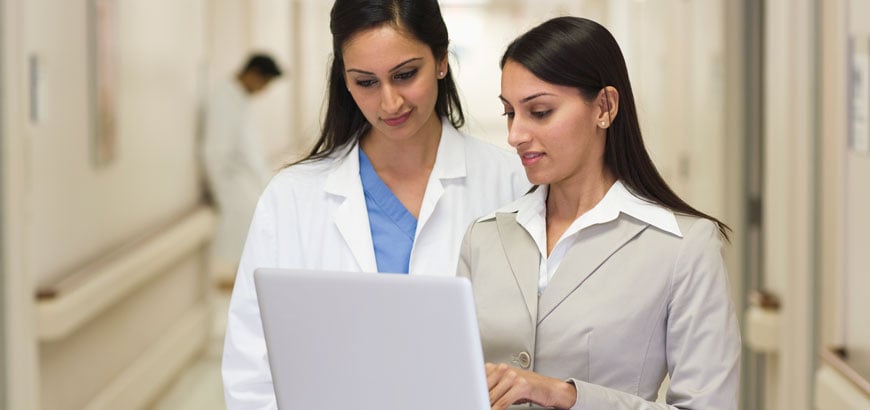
[843,0,870,384]
[24,0,205,286]
[2,0,41,406]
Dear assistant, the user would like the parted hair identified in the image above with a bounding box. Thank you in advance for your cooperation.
[502,16,730,239]
[297,0,465,163]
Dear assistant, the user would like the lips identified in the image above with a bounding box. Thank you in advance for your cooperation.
[519,151,544,166]
[382,110,412,126]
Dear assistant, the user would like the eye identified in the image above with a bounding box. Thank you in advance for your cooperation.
[531,110,551,119]
[355,78,377,88]
[393,68,418,81]
[501,111,515,119]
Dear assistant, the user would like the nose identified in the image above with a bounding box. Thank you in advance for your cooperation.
[380,85,404,114]
[507,119,530,149]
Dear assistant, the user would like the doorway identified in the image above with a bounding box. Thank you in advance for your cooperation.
[0,0,8,403]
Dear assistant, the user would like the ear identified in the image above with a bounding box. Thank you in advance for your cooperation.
[595,86,619,129]
[436,56,449,79]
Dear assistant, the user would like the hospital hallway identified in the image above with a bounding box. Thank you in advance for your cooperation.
[148,287,229,410]
[2,0,870,409]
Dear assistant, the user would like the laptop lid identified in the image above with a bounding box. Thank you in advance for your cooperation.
[254,268,491,410]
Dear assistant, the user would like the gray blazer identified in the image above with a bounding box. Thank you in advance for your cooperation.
[458,210,740,409]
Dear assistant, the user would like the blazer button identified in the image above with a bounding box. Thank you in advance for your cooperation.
[517,351,531,369]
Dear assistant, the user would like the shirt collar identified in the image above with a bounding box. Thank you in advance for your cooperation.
[601,181,682,237]
[501,180,682,238]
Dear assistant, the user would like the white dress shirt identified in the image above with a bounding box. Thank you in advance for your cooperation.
[505,181,682,292]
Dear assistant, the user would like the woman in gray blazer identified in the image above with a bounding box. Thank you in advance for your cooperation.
[458,16,741,410]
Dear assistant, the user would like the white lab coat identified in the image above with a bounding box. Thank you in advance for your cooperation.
[222,119,530,409]
[201,79,272,265]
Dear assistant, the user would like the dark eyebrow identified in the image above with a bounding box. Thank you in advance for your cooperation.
[498,92,555,104]
[346,57,423,75]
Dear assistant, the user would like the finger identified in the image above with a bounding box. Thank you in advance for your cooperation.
[485,362,508,390]
[489,367,518,406]
[493,372,532,410]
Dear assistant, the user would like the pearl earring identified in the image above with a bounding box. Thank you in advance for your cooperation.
[599,121,608,128]
[439,71,444,78]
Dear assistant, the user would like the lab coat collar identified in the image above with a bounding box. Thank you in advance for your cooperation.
[431,117,467,180]
[323,144,378,272]
[323,143,360,198]
[323,117,466,197]
[320,118,467,272]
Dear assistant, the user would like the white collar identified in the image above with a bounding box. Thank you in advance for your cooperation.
[324,117,466,198]
[431,117,467,179]
[491,180,682,238]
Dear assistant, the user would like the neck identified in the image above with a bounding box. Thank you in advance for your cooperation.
[546,169,616,222]
[360,114,442,175]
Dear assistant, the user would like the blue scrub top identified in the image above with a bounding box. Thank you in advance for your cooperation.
[359,149,417,274]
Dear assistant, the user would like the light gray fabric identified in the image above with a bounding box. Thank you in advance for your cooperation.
[458,211,741,410]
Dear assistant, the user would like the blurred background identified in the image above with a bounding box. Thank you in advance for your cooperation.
[1,0,868,409]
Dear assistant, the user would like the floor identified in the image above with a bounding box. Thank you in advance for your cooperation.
[149,289,230,410]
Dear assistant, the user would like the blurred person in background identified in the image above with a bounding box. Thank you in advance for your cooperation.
[221,0,529,407]
[201,53,282,283]
[459,16,740,409]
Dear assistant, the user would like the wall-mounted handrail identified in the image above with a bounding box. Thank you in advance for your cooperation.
[36,206,216,341]
[820,347,870,398]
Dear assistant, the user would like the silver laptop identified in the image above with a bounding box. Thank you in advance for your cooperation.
[254,268,491,410]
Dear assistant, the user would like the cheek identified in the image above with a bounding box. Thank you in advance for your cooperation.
[349,90,376,115]
[409,78,439,105]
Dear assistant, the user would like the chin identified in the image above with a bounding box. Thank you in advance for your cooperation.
[526,175,549,186]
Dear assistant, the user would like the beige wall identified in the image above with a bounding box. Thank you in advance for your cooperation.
[207,0,298,165]
[24,0,205,287]
[287,0,332,160]
[39,256,204,410]
[842,0,870,378]
[5,0,216,408]
[817,0,870,406]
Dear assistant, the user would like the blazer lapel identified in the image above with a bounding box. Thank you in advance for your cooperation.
[538,215,648,323]
[496,212,540,325]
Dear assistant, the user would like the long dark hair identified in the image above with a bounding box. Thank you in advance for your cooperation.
[501,16,730,239]
[298,0,465,163]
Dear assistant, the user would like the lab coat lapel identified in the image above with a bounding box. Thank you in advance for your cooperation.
[324,145,378,272]
[417,119,465,232]
[537,215,648,324]
[496,212,539,326]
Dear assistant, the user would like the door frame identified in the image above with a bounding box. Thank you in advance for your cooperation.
[762,0,820,408]
[1,0,40,408]
[0,0,7,404]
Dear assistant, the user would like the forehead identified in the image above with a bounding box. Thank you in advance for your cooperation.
[342,25,432,70]
[500,61,578,103]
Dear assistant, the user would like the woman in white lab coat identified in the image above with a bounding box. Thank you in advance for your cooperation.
[221,0,529,408]
[458,17,740,409]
